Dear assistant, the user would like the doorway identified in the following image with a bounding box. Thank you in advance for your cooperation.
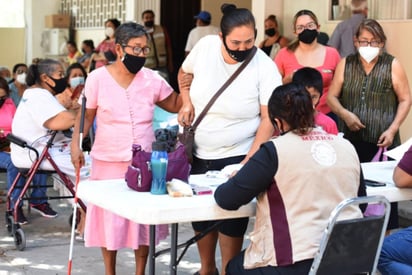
[160,0,201,91]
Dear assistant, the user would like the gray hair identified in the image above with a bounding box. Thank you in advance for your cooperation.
[26,59,62,86]
[115,22,148,46]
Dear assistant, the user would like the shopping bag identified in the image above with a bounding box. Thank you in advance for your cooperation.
[364,147,387,216]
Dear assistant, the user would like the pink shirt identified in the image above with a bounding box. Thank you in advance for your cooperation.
[0,98,16,135]
[315,111,338,135]
[85,67,174,162]
[274,46,341,114]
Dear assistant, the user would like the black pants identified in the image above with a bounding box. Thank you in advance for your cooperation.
[226,250,313,275]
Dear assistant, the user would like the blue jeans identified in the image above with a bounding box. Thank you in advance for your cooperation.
[378,226,412,274]
[0,152,48,208]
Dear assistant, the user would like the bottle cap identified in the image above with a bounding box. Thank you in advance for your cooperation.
[152,141,168,152]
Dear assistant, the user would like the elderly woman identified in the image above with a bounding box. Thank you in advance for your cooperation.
[327,19,412,231]
[327,19,411,162]
[70,22,182,275]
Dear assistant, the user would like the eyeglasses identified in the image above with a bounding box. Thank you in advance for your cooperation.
[356,40,382,47]
[123,45,151,55]
[295,22,317,33]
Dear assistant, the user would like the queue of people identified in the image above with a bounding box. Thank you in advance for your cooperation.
[1,2,412,275]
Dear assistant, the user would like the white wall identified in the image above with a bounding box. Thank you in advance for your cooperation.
[25,0,61,63]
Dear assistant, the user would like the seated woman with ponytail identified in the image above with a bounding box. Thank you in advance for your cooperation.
[10,59,90,219]
[215,83,365,275]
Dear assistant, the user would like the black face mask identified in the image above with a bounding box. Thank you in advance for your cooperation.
[122,53,146,74]
[223,39,254,62]
[265,28,276,37]
[0,97,6,109]
[298,29,318,44]
[46,76,67,94]
[144,20,154,28]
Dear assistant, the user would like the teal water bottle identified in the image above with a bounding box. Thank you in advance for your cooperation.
[150,141,168,194]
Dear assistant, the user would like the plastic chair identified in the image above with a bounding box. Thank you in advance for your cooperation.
[5,131,86,250]
[309,195,391,275]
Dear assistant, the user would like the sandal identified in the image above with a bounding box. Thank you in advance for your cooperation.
[193,269,219,275]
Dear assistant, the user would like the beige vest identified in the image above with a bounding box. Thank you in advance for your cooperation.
[145,25,167,69]
[244,130,362,269]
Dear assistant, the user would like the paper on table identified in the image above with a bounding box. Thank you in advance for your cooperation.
[384,137,412,160]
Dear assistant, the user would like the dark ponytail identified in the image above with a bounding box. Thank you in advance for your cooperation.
[26,64,39,86]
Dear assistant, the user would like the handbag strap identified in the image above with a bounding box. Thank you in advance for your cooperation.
[190,46,258,130]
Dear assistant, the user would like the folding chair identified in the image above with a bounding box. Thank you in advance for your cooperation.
[309,195,390,275]
[5,131,86,251]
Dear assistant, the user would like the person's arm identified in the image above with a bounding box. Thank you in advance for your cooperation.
[70,108,96,170]
[393,146,412,188]
[242,105,274,163]
[43,110,75,130]
[177,67,195,126]
[157,92,182,113]
[377,58,412,147]
[215,142,278,210]
[327,58,365,131]
[393,166,412,188]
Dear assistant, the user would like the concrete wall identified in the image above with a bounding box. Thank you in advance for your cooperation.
[0,28,25,69]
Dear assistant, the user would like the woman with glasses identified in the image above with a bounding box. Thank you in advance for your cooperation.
[274,9,340,122]
[70,22,183,275]
[328,18,411,163]
[328,19,411,232]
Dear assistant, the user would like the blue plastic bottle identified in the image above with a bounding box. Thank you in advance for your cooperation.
[150,141,168,195]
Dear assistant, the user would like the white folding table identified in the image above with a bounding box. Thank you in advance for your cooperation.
[77,161,412,274]
[77,174,254,275]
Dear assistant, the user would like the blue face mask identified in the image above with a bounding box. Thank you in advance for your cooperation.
[70,76,85,89]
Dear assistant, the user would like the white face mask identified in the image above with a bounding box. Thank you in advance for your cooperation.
[70,76,85,89]
[105,27,114,37]
[358,46,380,63]
[16,73,26,85]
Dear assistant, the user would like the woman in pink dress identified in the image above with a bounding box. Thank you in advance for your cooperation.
[71,22,182,275]
[93,18,121,69]
[274,9,341,120]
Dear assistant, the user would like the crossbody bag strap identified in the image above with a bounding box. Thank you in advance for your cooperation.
[191,46,257,130]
